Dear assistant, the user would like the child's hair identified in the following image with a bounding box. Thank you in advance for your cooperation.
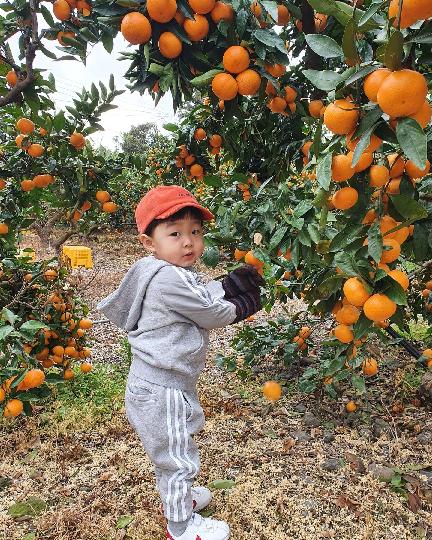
[145,206,204,237]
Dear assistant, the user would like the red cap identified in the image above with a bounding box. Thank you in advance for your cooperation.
[135,185,214,234]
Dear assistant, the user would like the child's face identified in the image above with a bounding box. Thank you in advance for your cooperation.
[139,216,205,267]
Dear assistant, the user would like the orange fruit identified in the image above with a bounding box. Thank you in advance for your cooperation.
[426,281,432,291]
[17,369,45,391]
[190,163,204,177]
[362,357,378,377]
[211,72,238,100]
[387,153,405,178]
[53,0,71,20]
[346,401,357,412]
[268,96,287,113]
[405,159,430,179]
[194,127,207,141]
[63,368,75,380]
[236,69,261,96]
[78,318,93,329]
[265,63,286,78]
[121,12,152,44]
[223,46,250,74]
[183,14,209,41]
[44,269,58,281]
[314,12,327,31]
[331,154,355,182]
[324,99,359,135]
[346,132,382,153]
[21,179,35,191]
[3,399,24,418]
[57,30,75,45]
[102,201,117,213]
[27,143,44,157]
[234,248,247,260]
[6,70,18,86]
[96,190,111,203]
[386,178,401,195]
[409,100,431,129]
[423,349,432,359]
[388,0,428,28]
[381,238,401,263]
[277,4,290,25]
[349,151,373,173]
[184,154,195,165]
[363,68,391,102]
[70,132,86,148]
[244,250,263,267]
[262,380,282,401]
[209,134,222,147]
[16,117,35,134]
[332,187,358,210]
[335,304,360,325]
[388,269,409,290]
[369,165,390,188]
[309,99,324,118]
[301,141,313,157]
[0,178,5,190]
[377,69,427,118]
[81,200,92,211]
[251,1,262,17]
[146,0,177,22]
[210,1,234,22]
[189,0,215,13]
[334,324,354,343]
[299,326,311,339]
[80,362,92,373]
[343,277,371,307]
[158,31,182,58]
[0,223,9,235]
[363,293,397,322]
[52,345,65,357]
[362,209,377,224]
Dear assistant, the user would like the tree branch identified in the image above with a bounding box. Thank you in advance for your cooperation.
[301,0,325,98]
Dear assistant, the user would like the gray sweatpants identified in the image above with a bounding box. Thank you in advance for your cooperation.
[125,371,205,523]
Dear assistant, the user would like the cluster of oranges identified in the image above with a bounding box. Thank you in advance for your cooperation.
[234,248,264,276]
[175,144,206,181]
[388,0,432,29]
[193,127,224,156]
[422,280,432,313]
[95,190,117,214]
[15,117,47,158]
[53,0,92,21]
[292,326,312,353]
[237,175,261,201]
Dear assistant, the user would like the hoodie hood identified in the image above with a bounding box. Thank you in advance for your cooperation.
[96,256,172,331]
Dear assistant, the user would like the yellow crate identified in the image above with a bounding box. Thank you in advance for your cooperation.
[62,246,93,269]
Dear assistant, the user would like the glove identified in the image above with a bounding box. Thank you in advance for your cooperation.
[222,265,265,298]
[226,289,262,324]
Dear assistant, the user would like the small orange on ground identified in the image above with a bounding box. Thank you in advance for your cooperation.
[362,357,378,377]
[262,380,282,401]
[120,12,152,44]
[27,143,44,157]
[332,187,358,210]
[363,68,391,102]
[388,269,409,290]
[236,69,261,96]
[146,0,177,22]
[102,201,118,213]
[210,1,234,22]
[309,100,323,118]
[343,277,370,307]
[324,99,359,135]
[381,238,401,264]
[44,269,58,281]
[377,69,428,118]
[3,399,24,418]
[363,293,397,322]
[332,154,355,182]
[16,117,35,134]
[0,223,9,235]
[80,362,92,373]
[334,324,354,343]
[53,0,71,20]
[223,46,250,74]
[96,190,111,203]
[211,72,238,100]
[183,14,209,41]
[6,70,18,86]
[369,164,390,188]
[346,400,357,412]
[70,132,86,149]
[158,31,182,58]
[405,159,430,179]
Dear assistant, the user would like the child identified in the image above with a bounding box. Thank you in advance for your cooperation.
[97,185,264,540]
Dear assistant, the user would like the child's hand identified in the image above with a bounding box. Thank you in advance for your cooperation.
[222,264,265,297]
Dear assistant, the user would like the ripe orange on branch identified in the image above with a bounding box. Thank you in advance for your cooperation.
[53,0,71,21]
[6,70,18,86]
[236,69,261,96]
[363,68,391,102]
[16,117,35,134]
[158,31,182,58]
[121,12,152,44]
[343,278,370,307]
[332,187,358,210]
[27,143,44,157]
[70,132,86,149]
[377,69,428,118]
[183,14,209,41]
[362,357,378,377]
[146,0,177,22]
[96,190,111,203]
[363,294,397,322]
[223,46,250,74]
[331,154,355,182]
[210,1,234,22]
[211,72,238,100]
[324,99,359,135]
[189,0,215,14]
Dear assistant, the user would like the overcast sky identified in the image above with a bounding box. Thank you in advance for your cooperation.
[9,13,177,149]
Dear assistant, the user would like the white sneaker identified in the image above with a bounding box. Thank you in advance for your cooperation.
[167,513,230,540]
[192,486,212,511]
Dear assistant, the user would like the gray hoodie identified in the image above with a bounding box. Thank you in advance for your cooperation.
[97,255,236,390]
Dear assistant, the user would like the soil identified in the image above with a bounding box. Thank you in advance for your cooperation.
[1,231,431,540]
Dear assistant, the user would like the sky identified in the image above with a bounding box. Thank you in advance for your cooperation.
[8,13,178,149]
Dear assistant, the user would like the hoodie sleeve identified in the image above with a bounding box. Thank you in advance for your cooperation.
[158,266,236,330]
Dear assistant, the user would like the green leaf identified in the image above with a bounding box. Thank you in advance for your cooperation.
[334,252,361,276]
[40,4,55,26]
[253,29,288,55]
[22,533,36,540]
[303,69,343,91]
[383,279,407,305]
[407,32,432,44]
[8,497,47,517]
[351,125,375,167]
[261,0,278,22]
[358,0,386,27]
[162,123,179,133]
[190,69,223,87]
[351,374,366,394]
[390,195,428,221]
[116,516,134,529]
[1,308,16,325]
[202,246,220,268]
[396,118,427,170]
[304,35,343,59]
[342,19,360,65]
[367,221,383,263]
[102,33,114,53]
[342,64,377,88]
[109,73,115,91]
[53,110,65,132]
[207,479,236,490]
[354,313,373,339]
[269,226,288,250]
[384,30,404,71]
[0,325,13,341]
[317,153,332,190]
[19,320,48,334]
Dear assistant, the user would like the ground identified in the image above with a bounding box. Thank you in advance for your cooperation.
[0,231,431,540]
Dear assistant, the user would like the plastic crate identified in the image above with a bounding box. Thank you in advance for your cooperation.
[62,245,93,269]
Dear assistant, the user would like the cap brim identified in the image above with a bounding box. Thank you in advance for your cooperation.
[157,201,214,221]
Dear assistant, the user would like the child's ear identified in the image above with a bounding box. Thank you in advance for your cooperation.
[139,233,156,252]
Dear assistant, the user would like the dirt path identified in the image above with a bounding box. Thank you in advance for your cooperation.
[1,232,431,540]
